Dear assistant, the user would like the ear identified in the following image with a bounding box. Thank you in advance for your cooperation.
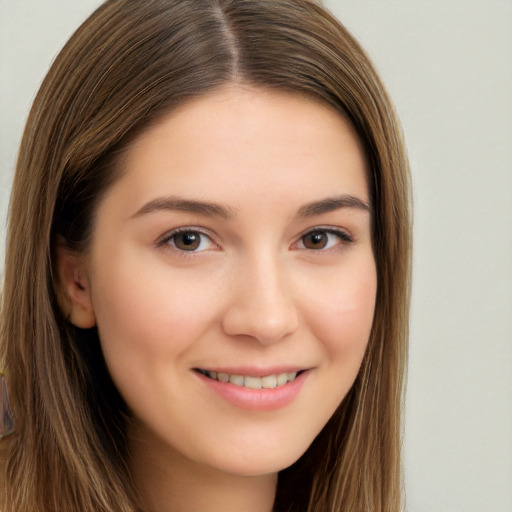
[54,243,96,329]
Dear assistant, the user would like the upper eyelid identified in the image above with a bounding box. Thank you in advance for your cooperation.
[290,227,354,252]
[298,225,353,240]
[155,224,354,248]
[156,226,218,246]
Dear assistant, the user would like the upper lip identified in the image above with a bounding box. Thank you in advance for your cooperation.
[193,366,309,377]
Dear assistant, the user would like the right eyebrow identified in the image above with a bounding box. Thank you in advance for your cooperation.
[131,196,236,220]
[297,194,371,217]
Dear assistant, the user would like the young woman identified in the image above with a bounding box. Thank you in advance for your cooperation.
[0,1,411,511]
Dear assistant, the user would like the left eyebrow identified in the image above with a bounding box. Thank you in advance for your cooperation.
[132,196,236,220]
[297,195,371,217]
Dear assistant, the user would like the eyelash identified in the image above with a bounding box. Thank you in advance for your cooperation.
[295,227,353,251]
[156,226,353,255]
[157,227,218,253]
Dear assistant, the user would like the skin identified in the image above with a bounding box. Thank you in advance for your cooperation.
[58,85,377,512]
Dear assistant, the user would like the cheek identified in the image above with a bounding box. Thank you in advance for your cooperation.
[89,253,223,369]
[305,259,377,358]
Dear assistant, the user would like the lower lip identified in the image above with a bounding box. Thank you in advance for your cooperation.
[196,371,309,411]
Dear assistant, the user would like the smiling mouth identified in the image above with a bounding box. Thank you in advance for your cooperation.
[194,369,304,389]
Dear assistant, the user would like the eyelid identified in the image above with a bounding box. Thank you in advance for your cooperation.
[156,226,220,252]
[155,225,353,254]
[292,226,354,250]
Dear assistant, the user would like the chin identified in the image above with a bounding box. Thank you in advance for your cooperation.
[206,442,310,478]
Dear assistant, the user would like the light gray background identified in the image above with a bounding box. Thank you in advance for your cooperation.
[1,1,511,511]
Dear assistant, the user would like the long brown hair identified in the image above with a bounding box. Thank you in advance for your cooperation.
[0,1,411,510]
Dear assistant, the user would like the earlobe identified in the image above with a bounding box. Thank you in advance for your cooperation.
[54,243,96,329]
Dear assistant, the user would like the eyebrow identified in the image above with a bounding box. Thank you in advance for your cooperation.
[297,195,371,217]
[132,193,370,221]
[133,197,236,220]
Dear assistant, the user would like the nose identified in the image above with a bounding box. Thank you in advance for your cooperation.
[221,254,299,345]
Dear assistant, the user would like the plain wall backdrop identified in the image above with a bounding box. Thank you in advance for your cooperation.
[1,1,511,511]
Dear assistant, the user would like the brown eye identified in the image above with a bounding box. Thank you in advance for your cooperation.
[162,230,215,252]
[302,231,331,250]
[299,229,352,251]
[159,228,217,253]
[174,231,201,251]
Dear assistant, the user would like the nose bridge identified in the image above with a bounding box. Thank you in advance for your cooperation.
[222,248,299,344]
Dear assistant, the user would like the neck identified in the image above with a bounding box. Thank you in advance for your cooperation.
[129,425,277,512]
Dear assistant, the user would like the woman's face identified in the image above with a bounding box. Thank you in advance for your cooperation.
[77,86,376,476]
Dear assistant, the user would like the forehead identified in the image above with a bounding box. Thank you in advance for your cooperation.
[101,85,369,217]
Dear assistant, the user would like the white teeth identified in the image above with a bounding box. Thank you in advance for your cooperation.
[261,375,277,389]
[276,373,288,386]
[244,376,262,389]
[229,374,244,386]
[202,369,300,389]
